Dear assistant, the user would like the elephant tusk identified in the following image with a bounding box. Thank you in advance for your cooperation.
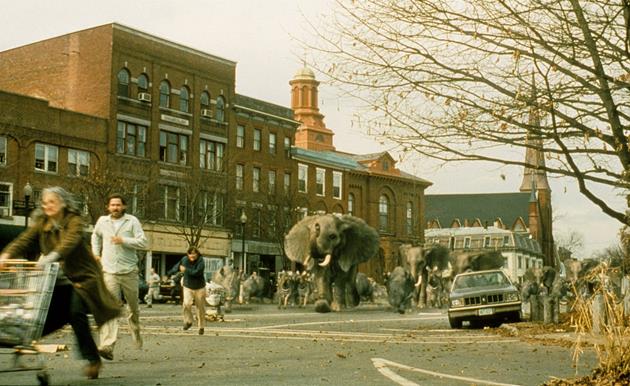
[319,254,332,267]
[414,275,422,288]
[303,255,312,268]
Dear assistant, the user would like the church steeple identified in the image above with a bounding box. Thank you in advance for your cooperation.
[520,72,550,193]
[290,65,335,151]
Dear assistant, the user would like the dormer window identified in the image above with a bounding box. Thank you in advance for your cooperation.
[382,160,389,171]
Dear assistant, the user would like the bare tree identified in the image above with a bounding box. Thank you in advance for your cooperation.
[306,0,630,225]
[555,229,585,258]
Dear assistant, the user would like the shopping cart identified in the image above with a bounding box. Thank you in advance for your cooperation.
[0,260,58,386]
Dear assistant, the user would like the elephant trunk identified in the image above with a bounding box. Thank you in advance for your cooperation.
[319,254,332,267]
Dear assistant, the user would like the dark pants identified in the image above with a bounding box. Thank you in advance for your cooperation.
[43,284,100,363]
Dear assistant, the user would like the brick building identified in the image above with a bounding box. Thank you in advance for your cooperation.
[0,23,432,282]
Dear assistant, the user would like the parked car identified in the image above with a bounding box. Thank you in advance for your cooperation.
[447,269,521,328]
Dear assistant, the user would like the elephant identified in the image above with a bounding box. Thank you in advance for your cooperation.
[385,266,415,314]
[451,250,504,276]
[398,244,451,308]
[355,272,375,303]
[212,265,241,312]
[284,214,380,313]
[240,272,266,304]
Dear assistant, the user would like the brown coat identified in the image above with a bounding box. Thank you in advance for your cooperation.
[3,212,121,326]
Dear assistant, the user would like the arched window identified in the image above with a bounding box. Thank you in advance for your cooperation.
[200,91,210,109]
[179,86,190,113]
[348,193,355,216]
[137,73,149,93]
[379,195,389,232]
[117,68,130,97]
[159,80,170,108]
[215,96,225,122]
[406,201,413,235]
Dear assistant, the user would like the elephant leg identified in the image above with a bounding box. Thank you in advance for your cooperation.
[314,268,332,313]
[345,267,360,308]
[418,270,428,308]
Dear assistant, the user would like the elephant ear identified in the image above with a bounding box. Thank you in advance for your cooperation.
[285,215,317,270]
[425,245,450,271]
[337,215,380,272]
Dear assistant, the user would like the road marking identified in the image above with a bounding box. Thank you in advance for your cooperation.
[371,358,523,386]
[255,315,443,330]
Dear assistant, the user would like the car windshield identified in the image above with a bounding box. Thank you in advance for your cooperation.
[453,271,509,289]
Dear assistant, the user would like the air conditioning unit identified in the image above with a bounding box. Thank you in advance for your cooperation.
[201,108,213,118]
[137,92,152,102]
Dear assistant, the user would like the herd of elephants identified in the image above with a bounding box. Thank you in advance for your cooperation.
[207,214,621,316]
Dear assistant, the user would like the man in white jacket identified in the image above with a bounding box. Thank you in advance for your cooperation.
[91,194,148,361]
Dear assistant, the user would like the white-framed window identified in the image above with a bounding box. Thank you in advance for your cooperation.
[253,129,261,151]
[332,171,342,199]
[160,185,181,221]
[268,170,276,195]
[0,136,6,165]
[160,130,188,165]
[179,86,190,113]
[116,121,147,157]
[68,149,90,177]
[159,80,170,108]
[35,143,58,173]
[348,193,354,216]
[236,164,244,191]
[252,167,260,193]
[298,164,308,193]
[406,202,413,235]
[0,183,11,216]
[316,168,325,196]
[200,140,224,171]
[503,235,511,246]
[269,133,276,154]
[236,125,245,148]
[196,190,224,226]
[483,236,491,248]
[126,183,145,219]
[283,172,291,195]
[215,96,226,122]
[378,195,389,232]
[464,237,471,249]
[117,68,130,97]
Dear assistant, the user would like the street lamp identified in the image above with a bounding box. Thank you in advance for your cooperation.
[23,182,33,229]
[240,210,248,275]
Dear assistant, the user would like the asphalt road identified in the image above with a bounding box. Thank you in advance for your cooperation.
[0,302,597,386]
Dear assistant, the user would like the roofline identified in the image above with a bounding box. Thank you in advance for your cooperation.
[113,23,237,67]
[234,104,301,126]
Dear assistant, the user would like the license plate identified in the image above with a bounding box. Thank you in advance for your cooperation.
[478,308,494,316]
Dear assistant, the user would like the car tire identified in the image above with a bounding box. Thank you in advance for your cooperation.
[448,316,462,329]
[509,311,521,323]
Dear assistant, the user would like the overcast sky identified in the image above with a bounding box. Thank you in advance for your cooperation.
[0,0,624,257]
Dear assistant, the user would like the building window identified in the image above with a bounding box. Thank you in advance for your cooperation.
[382,160,389,171]
[116,121,147,157]
[316,168,325,196]
[406,202,413,235]
[0,183,10,215]
[159,131,188,165]
[298,164,308,193]
[127,183,145,219]
[117,68,130,97]
[236,125,245,148]
[268,206,278,236]
[137,73,149,93]
[35,143,58,173]
[449,236,455,250]
[284,136,291,158]
[503,235,511,246]
[378,195,389,232]
[236,164,244,191]
[483,236,491,248]
[200,91,210,111]
[464,237,471,249]
[159,80,170,108]
[348,193,354,216]
[268,170,276,195]
[253,129,261,151]
[283,173,290,195]
[215,96,225,122]
[179,86,190,113]
[252,167,260,193]
[253,207,261,238]
[200,140,224,171]
[68,149,90,177]
[269,133,276,154]
[196,190,224,226]
[0,136,6,165]
[332,171,342,199]
[160,185,181,221]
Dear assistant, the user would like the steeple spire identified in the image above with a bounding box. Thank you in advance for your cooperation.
[520,71,550,192]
